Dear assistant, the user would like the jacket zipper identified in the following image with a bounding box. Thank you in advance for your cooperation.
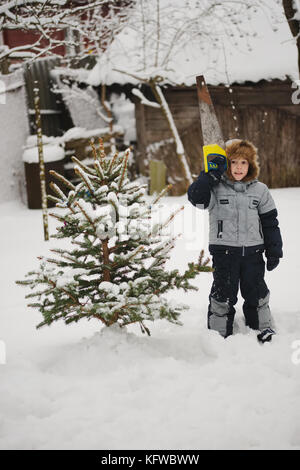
[217,220,223,238]
[236,194,239,243]
[237,193,244,256]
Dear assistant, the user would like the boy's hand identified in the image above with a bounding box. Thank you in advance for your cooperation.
[209,156,227,174]
[266,257,280,271]
[206,156,227,186]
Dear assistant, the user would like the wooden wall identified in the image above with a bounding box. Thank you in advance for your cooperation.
[134,79,300,194]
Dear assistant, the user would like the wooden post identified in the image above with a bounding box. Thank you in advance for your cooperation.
[134,99,148,175]
[33,81,49,241]
[149,159,167,195]
[0,57,9,75]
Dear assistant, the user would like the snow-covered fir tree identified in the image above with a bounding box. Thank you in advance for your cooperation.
[17,140,212,335]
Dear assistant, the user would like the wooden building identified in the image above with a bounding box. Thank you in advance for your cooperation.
[134,78,300,194]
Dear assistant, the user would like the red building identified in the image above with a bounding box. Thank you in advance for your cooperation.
[2,28,66,58]
[0,0,133,63]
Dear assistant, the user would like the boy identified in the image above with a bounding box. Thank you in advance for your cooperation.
[187,139,283,343]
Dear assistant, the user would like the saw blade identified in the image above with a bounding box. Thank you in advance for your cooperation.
[196,75,225,148]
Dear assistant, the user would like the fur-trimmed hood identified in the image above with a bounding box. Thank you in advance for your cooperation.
[225,139,260,182]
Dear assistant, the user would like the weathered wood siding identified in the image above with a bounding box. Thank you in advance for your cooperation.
[135,80,300,192]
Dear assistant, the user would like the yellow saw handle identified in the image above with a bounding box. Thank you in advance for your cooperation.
[203,144,227,173]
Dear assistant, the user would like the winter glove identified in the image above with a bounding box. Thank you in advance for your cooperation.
[207,156,227,186]
[208,156,227,174]
[266,257,280,271]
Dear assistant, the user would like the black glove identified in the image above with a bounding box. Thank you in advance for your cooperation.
[208,156,227,174]
[266,257,280,271]
[207,156,227,186]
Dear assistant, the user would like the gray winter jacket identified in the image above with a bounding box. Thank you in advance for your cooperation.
[188,171,283,257]
[206,175,276,247]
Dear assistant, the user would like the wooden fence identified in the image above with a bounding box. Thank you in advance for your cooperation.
[23,57,72,136]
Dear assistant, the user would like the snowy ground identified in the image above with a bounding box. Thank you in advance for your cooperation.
[0,188,300,450]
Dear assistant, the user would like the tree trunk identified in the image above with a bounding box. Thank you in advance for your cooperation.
[282,0,300,76]
[33,83,49,241]
[102,238,111,282]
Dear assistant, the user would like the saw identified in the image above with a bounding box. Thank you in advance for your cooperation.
[196,75,227,173]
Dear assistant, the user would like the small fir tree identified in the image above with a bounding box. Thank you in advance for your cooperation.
[17,140,212,335]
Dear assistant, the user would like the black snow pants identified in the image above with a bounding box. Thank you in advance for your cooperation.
[208,246,272,337]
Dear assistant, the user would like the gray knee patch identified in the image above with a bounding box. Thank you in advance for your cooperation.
[210,297,230,316]
[209,298,229,337]
[258,292,272,330]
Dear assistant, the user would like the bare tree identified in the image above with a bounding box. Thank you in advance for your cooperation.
[0,0,135,140]
[0,0,134,66]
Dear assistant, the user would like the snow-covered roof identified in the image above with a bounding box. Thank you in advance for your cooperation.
[86,0,298,87]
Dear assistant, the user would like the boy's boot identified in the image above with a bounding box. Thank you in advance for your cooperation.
[257,328,276,343]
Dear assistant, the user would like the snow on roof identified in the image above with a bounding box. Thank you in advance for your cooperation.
[61,125,123,141]
[86,0,298,87]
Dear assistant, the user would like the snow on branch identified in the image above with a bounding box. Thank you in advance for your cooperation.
[0,0,134,66]
[132,88,160,108]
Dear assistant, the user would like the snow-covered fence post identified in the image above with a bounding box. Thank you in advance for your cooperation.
[0,47,9,75]
[33,82,49,241]
[149,159,167,195]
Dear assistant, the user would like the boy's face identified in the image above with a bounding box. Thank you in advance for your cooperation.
[230,158,249,181]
